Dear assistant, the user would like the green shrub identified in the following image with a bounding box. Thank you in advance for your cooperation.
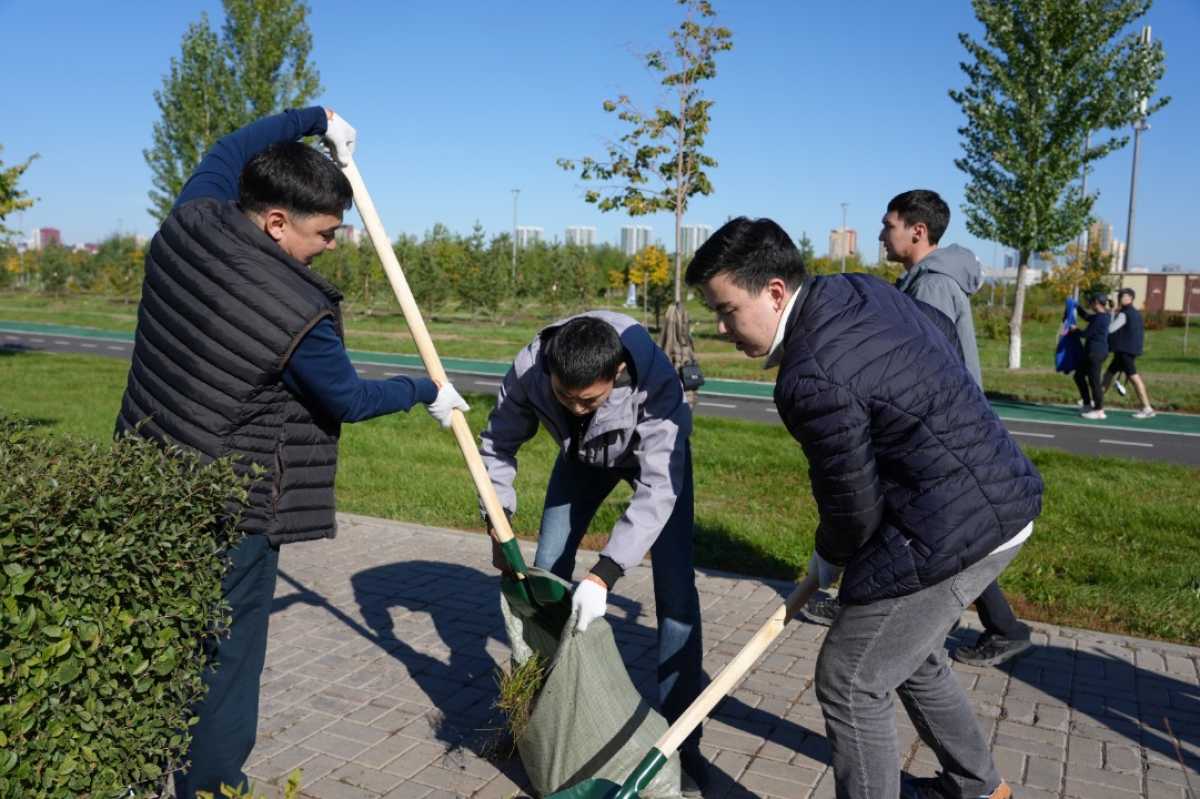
[0,416,249,798]
[977,306,1009,340]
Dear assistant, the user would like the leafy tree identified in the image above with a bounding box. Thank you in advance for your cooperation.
[144,0,321,222]
[0,145,38,238]
[450,221,505,314]
[796,230,815,264]
[950,0,1167,367]
[806,253,865,276]
[558,0,732,386]
[629,244,672,327]
[1045,241,1116,302]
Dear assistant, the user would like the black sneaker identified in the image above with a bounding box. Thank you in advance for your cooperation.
[951,633,1032,667]
[679,747,711,797]
[902,774,1013,798]
[801,595,840,626]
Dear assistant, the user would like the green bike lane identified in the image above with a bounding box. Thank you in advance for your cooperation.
[4,319,1198,439]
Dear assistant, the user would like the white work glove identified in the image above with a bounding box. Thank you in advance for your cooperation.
[322,111,357,167]
[572,578,608,633]
[808,551,843,590]
[425,382,469,428]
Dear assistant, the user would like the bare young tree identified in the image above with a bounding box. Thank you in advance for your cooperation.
[558,0,732,390]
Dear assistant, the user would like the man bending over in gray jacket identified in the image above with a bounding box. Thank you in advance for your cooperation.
[479,312,708,796]
[802,190,1032,669]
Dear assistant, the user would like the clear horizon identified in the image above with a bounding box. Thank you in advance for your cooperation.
[3,0,1197,271]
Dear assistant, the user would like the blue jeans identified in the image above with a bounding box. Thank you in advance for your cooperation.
[816,545,1023,799]
[534,446,703,750]
[175,535,279,799]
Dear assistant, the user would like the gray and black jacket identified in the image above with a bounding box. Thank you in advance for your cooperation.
[478,311,692,579]
[895,244,983,387]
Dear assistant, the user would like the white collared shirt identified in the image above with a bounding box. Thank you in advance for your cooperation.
[764,286,802,370]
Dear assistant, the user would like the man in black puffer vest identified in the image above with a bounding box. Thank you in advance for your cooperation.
[116,107,468,798]
[687,218,1042,799]
[1104,287,1156,418]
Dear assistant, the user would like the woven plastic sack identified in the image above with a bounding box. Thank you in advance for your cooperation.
[501,568,681,799]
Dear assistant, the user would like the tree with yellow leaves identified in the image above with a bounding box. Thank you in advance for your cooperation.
[628,245,671,327]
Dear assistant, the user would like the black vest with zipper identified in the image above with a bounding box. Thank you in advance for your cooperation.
[115,198,343,545]
[1110,306,1145,356]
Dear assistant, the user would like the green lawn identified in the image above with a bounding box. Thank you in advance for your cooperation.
[3,348,1198,644]
[4,290,1199,411]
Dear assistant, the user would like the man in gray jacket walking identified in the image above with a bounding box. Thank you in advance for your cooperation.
[479,311,708,794]
[803,190,1032,668]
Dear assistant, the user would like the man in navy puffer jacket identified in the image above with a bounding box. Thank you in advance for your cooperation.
[686,217,1042,799]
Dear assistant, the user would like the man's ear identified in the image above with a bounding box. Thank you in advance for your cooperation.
[263,209,289,243]
[768,276,790,307]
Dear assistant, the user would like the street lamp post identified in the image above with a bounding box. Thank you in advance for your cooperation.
[840,202,848,273]
[1122,26,1152,274]
[511,188,520,281]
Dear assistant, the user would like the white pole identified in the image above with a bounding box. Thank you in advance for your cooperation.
[511,189,520,281]
[840,202,848,273]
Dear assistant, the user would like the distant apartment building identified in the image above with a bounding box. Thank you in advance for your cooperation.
[334,224,362,245]
[679,224,712,261]
[1084,220,1128,272]
[620,225,653,257]
[516,226,544,249]
[565,226,596,247]
[1110,240,1127,272]
[33,227,61,249]
[828,227,857,259]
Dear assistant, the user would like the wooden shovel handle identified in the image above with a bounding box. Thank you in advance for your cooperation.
[341,159,517,547]
[655,574,821,756]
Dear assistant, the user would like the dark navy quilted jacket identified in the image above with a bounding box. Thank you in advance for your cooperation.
[774,274,1043,604]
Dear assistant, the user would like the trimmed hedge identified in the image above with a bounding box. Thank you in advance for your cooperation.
[0,417,248,798]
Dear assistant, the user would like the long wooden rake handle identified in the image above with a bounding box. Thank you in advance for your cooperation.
[656,574,820,756]
[341,159,519,552]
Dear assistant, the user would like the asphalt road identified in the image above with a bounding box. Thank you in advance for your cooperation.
[4,327,1197,467]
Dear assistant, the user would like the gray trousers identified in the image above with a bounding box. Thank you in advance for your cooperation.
[815,545,1023,799]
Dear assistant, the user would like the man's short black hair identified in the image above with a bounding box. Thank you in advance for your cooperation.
[685,216,807,293]
[542,316,625,389]
[886,190,950,245]
[239,142,353,217]
[1119,287,1136,300]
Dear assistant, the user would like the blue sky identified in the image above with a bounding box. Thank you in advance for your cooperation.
[3,0,1197,269]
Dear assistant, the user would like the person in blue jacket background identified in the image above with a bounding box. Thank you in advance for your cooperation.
[115,107,468,797]
[1072,292,1112,420]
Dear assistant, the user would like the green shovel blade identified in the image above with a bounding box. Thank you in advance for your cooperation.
[543,749,669,799]
[497,539,572,635]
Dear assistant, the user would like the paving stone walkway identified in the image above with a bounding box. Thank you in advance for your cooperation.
[242,513,1199,799]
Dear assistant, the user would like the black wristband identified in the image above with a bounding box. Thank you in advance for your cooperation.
[589,556,624,590]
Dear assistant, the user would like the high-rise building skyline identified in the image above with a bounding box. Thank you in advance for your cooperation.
[679,224,713,261]
[620,225,653,257]
[829,227,857,259]
[565,226,596,248]
[33,227,61,249]
[516,226,543,249]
